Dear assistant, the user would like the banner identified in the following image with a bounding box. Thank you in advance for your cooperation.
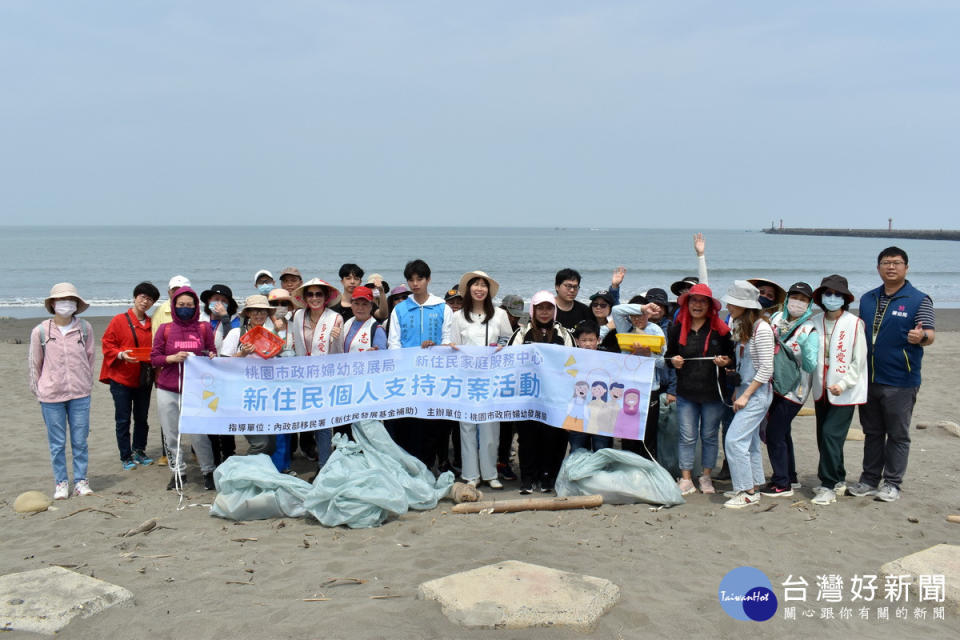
[180,344,655,439]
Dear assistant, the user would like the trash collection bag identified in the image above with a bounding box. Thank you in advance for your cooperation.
[210,454,311,520]
[555,447,685,506]
[211,420,455,528]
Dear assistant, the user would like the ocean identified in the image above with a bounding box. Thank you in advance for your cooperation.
[2,226,958,318]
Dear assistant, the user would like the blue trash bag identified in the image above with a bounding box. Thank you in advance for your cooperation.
[555,448,686,507]
[210,454,312,520]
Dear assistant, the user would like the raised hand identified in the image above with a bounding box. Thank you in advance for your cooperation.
[694,232,705,257]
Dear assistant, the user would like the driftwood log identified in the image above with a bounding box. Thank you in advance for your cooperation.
[452,494,603,514]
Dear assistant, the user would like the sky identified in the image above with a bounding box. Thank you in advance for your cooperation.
[1,1,957,228]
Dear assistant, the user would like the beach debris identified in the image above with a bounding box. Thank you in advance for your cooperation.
[370,595,402,599]
[225,581,254,586]
[231,537,258,543]
[846,428,865,441]
[757,503,778,513]
[13,491,52,514]
[916,423,928,429]
[452,495,603,514]
[303,598,330,602]
[418,560,620,630]
[0,566,134,635]
[946,515,960,524]
[938,421,960,437]
[450,482,483,503]
[907,517,920,524]
[321,577,366,587]
[59,507,118,520]
[120,519,157,537]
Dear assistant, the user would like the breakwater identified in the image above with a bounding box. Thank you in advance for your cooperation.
[763,228,960,241]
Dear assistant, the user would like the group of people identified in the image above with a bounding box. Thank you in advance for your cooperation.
[29,235,934,510]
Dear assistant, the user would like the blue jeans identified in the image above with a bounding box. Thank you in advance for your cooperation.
[676,397,724,472]
[568,432,613,453]
[315,429,332,470]
[109,380,151,461]
[726,384,773,492]
[41,396,91,484]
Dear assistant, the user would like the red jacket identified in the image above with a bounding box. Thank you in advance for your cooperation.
[100,309,152,388]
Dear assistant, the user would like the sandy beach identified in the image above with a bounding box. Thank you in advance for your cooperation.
[2,314,958,639]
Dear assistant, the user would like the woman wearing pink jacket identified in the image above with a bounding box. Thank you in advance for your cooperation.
[29,283,96,500]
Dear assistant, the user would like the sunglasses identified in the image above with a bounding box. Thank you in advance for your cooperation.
[304,291,325,298]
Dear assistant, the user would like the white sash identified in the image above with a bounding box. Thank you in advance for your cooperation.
[342,316,378,353]
[292,308,343,356]
[813,311,866,405]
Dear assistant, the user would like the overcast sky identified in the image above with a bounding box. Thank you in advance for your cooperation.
[1,1,957,228]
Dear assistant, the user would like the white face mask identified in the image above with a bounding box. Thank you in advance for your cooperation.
[54,300,77,317]
[786,299,808,318]
[821,294,845,312]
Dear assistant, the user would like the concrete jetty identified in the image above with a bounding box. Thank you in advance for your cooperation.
[762,227,960,241]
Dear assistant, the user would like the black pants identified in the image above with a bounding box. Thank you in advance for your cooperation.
[498,423,514,465]
[621,392,660,461]
[208,435,236,466]
[516,420,568,489]
[858,384,917,489]
[764,395,801,488]
[109,380,151,461]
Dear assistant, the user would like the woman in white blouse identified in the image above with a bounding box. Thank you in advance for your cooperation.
[450,271,514,489]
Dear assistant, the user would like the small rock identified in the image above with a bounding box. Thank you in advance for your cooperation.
[938,421,960,438]
[907,517,919,524]
[916,423,929,430]
[13,491,52,514]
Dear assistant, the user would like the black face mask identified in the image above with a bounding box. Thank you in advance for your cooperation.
[759,296,776,309]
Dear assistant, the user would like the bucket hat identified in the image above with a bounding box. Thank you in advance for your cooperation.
[813,275,855,305]
[200,284,239,316]
[721,280,762,310]
[45,283,89,315]
[677,283,721,311]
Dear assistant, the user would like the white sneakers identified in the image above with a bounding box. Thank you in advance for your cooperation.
[73,479,93,497]
[811,487,837,505]
[677,478,697,496]
[54,481,69,500]
[723,491,761,509]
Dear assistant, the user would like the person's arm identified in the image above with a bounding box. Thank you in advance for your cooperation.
[101,316,127,368]
[387,308,401,350]
[150,323,169,368]
[372,325,388,350]
[609,266,625,304]
[908,297,936,346]
[329,315,344,354]
[449,312,463,346]
[798,328,819,374]
[28,325,43,399]
[751,322,775,385]
[441,305,454,344]
[84,320,96,370]
[611,304,638,334]
[222,328,241,356]
[694,232,708,286]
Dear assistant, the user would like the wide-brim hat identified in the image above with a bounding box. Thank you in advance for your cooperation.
[747,277,787,306]
[677,283,721,311]
[813,275,855,304]
[200,284,239,316]
[500,294,525,318]
[721,280,762,310]
[293,278,340,304]
[388,284,411,302]
[670,276,700,297]
[44,282,89,315]
[267,288,299,308]
[240,295,276,316]
[458,271,500,300]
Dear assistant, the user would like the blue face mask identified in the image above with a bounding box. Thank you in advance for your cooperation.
[175,307,195,321]
[821,294,844,312]
[258,283,274,296]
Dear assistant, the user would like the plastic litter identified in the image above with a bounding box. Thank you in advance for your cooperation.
[555,447,685,507]
[211,419,454,528]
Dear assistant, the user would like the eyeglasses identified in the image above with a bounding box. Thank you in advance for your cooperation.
[304,291,325,298]
[591,301,609,308]
[560,283,580,291]
[879,260,905,267]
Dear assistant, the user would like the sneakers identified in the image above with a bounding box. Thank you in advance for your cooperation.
[203,473,216,491]
[874,484,901,502]
[487,479,504,490]
[54,481,69,500]
[540,485,554,494]
[760,483,794,498]
[73,480,93,497]
[677,478,697,496]
[697,475,716,494]
[834,482,847,497]
[847,481,878,497]
[811,487,837,505]
[133,450,153,466]
[791,482,802,490]
[519,485,534,495]
[158,455,168,466]
[122,458,138,471]
[723,491,760,509]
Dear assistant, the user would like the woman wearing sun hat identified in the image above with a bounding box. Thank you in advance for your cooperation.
[450,271,514,489]
[720,281,775,509]
[29,283,97,500]
[664,283,734,496]
[291,278,344,470]
[809,275,867,506]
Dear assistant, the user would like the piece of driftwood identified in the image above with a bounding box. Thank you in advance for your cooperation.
[121,518,157,537]
[452,494,603,514]
[946,515,960,524]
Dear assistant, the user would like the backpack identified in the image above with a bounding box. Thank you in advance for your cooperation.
[772,326,802,396]
[38,319,91,356]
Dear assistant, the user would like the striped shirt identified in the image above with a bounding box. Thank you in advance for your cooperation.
[872,290,935,336]
[747,320,775,384]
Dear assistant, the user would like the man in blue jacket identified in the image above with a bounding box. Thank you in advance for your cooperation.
[848,247,935,503]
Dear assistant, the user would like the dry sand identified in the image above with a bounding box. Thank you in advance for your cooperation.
[2,315,959,639]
